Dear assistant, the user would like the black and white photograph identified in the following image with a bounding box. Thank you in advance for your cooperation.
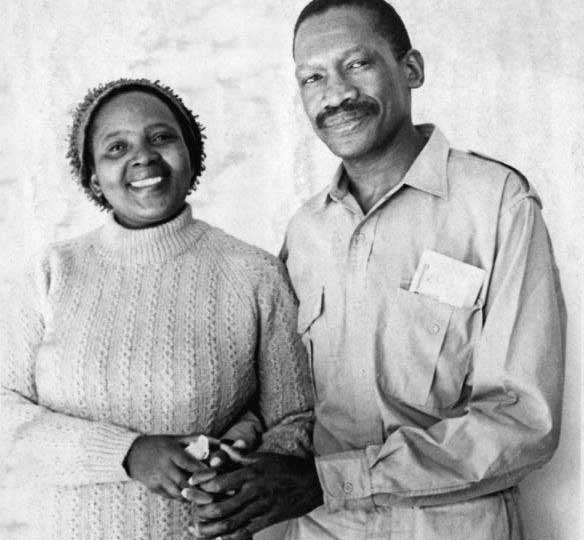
[0,1,581,539]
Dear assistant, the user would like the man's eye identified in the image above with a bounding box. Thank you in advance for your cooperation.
[348,60,368,69]
[302,74,322,86]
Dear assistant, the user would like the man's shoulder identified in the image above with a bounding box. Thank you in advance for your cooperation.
[447,149,540,207]
[286,186,330,233]
[450,149,526,181]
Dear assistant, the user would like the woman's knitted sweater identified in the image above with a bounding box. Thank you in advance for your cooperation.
[0,205,313,540]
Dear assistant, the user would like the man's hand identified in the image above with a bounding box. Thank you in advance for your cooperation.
[125,435,213,500]
[188,452,323,539]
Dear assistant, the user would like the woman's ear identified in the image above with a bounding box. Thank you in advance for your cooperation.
[89,172,103,198]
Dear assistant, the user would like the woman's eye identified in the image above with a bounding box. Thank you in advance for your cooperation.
[106,142,126,155]
[152,132,176,144]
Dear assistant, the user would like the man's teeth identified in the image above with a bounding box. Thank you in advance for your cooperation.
[130,177,163,188]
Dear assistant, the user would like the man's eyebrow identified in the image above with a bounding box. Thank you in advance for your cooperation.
[295,45,371,72]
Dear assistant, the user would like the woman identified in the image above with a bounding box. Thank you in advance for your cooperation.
[0,78,313,539]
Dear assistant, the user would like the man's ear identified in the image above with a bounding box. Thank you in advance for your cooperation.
[89,172,103,198]
[402,49,425,89]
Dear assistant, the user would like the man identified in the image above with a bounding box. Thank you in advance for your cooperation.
[189,1,565,538]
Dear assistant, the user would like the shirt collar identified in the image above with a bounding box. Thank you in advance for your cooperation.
[402,124,449,199]
[321,124,450,207]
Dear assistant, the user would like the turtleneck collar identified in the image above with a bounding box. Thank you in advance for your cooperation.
[96,204,208,264]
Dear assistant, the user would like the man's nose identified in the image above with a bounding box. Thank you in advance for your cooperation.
[323,72,358,108]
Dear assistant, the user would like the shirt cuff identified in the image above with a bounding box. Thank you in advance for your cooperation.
[315,450,374,511]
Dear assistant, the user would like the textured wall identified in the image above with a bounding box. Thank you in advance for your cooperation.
[1,1,582,539]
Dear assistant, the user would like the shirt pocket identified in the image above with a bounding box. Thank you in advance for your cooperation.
[380,287,481,411]
[297,287,330,401]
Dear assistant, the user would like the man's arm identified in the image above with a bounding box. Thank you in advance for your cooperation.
[306,178,565,511]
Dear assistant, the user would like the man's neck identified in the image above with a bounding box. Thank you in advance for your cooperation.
[344,124,426,214]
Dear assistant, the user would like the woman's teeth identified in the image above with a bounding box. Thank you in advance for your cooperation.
[130,176,163,188]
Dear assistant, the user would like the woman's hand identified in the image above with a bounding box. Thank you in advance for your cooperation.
[125,435,214,500]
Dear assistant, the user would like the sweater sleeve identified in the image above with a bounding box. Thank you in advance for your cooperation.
[252,258,315,457]
[0,255,140,488]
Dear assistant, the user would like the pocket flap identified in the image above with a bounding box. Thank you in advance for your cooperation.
[297,287,324,334]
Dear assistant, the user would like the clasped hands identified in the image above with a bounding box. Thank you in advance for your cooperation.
[124,433,250,501]
[124,434,323,540]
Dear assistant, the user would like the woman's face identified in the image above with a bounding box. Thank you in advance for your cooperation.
[90,91,193,229]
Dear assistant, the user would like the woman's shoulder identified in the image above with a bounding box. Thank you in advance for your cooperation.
[7,229,98,301]
[35,229,99,267]
[198,223,288,290]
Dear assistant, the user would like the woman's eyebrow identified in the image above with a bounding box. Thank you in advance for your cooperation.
[147,122,176,129]
[98,129,131,144]
[97,123,177,144]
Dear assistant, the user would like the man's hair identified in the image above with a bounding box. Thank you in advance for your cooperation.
[293,0,412,59]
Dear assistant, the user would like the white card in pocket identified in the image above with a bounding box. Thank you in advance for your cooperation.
[409,249,485,308]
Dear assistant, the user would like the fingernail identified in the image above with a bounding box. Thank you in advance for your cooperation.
[209,456,222,467]
[188,470,217,485]
[233,439,247,449]
[226,489,236,496]
[181,488,191,500]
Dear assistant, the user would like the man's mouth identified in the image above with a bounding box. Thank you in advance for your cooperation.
[316,101,379,131]
[322,111,370,129]
[129,176,164,189]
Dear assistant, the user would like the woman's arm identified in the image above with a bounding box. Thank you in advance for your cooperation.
[253,257,314,456]
[0,257,140,487]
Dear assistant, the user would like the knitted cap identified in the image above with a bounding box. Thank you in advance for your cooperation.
[67,78,206,208]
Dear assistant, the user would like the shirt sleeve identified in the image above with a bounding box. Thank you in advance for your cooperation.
[253,257,315,458]
[315,175,565,510]
[0,255,140,488]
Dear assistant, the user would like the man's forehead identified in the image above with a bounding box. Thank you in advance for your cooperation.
[294,6,387,65]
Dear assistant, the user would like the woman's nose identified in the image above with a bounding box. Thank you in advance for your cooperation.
[131,143,160,167]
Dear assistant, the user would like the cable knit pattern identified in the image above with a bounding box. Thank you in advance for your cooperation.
[0,205,314,540]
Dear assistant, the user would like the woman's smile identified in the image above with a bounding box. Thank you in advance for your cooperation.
[128,176,165,189]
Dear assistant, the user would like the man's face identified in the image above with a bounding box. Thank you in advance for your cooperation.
[294,6,413,161]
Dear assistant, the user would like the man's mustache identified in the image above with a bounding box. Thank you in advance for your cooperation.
[316,99,379,129]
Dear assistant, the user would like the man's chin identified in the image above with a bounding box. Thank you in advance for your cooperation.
[324,138,373,161]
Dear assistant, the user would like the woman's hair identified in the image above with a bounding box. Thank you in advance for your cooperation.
[67,78,206,210]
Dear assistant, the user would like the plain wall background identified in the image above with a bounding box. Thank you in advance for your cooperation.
[1,1,581,539]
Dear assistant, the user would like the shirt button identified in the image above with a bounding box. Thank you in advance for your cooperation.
[430,323,441,334]
[343,481,353,494]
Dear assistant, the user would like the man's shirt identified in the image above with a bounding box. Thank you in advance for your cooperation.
[281,125,564,521]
